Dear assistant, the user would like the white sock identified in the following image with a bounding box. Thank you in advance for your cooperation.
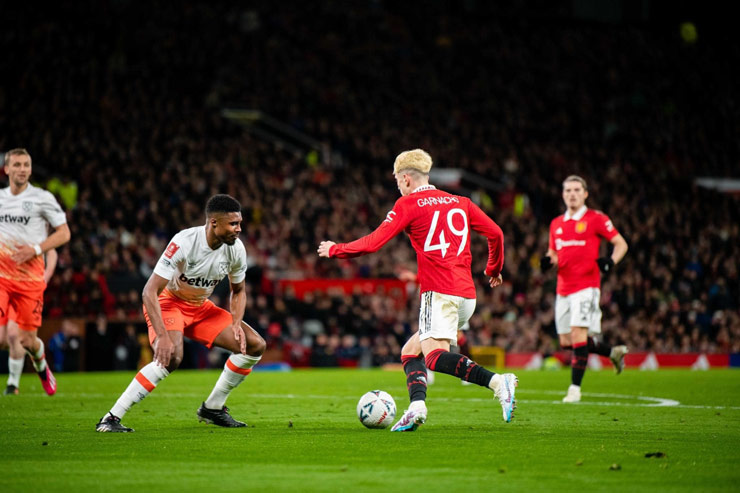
[204,354,261,410]
[26,339,47,373]
[409,400,427,413]
[109,362,169,419]
[488,373,503,391]
[7,357,24,387]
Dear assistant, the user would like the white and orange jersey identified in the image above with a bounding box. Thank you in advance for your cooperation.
[0,184,67,282]
[153,226,247,305]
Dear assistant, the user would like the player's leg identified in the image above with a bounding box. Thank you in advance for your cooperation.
[586,300,628,374]
[391,332,429,432]
[12,287,56,395]
[562,288,598,403]
[3,320,26,395]
[97,307,185,432]
[197,314,265,428]
[421,293,517,423]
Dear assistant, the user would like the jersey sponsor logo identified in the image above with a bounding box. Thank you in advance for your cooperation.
[178,273,220,287]
[575,221,587,233]
[0,214,31,225]
[384,211,396,223]
[555,238,587,250]
[164,242,180,259]
[416,196,459,207]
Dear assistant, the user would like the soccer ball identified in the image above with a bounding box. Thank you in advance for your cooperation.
[356,390,396,429]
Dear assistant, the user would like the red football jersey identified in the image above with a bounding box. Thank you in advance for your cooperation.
[329,186,504,299]
[549,206,619,296]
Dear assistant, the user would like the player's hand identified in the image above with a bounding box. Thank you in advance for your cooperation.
[317,241,336,258]
[597,257,615,274]
[540,255,553,272]
[153,333,175,367]
[488,273,503,288]
[232,323,247,355]
[11,245,37,264]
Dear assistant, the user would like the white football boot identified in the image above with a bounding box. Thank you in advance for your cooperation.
[562,384,582,403]
[609,345,628,374]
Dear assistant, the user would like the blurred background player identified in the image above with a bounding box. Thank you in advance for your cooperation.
[0,148,70,396]
[543,175,629,403]
[1,248,57,394]
[96,194,266,432]
[318,149,518,430]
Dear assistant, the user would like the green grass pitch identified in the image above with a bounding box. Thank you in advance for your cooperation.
[1,368,739,492]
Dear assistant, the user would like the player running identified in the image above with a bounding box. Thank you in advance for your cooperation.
[318,149,517,430]
[0,148,70,396]
[96,194,265,432]
[542,175,629,403]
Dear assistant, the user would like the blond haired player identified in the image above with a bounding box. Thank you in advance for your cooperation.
[96,194,265,432]
[543,175,628,403]
[319,149,518,431]
[0,148,70,396]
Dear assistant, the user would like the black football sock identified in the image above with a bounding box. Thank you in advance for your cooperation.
[401,355,427,403]
[425,349,494,388]
[571,342,588,386]
[588,337,611,357]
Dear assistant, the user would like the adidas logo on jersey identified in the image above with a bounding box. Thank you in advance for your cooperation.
[178,273,220,287]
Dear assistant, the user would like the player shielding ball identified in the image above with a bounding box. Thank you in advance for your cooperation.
[543,175,628,403]
[0,148,70,396]
[96,194,265,432]
[318,149,517,431]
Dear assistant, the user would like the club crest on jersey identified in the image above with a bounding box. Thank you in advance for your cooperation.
[22,201,33,212]
[575,221,587,233]
[218,261,229,275]
[164,242,180,259]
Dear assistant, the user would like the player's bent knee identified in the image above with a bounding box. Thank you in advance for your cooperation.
[249,334,266,356]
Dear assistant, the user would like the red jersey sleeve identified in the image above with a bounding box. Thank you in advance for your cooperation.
[329,201,411,258]
[593,211,619,241]
[468,202,504,277]
[548,219,557,251]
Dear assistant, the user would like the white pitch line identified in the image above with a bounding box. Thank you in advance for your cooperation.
[12,392,740,411]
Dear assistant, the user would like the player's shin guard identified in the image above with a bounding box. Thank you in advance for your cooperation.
[204,354,261,409]
[109,363,170,419]
[26,339,47,373]
[588,337,611,357]
[425,349,495,388]
[7,357,24,388]
[401,354,427,403]
[571,342,588,386]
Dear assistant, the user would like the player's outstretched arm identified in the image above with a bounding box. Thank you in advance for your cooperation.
[142,273,174,367]
[229,280,248,355]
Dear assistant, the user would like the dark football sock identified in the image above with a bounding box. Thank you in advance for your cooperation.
[425,349,495,388]
[401,355,428,403]
[571,342,588,386]
[588,337,611,357]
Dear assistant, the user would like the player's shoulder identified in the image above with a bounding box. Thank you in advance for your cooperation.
[587,209,611,220]
[27,184,57,201]
[170,226,202,248]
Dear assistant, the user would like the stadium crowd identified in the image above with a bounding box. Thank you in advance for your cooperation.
[2,1,738,369]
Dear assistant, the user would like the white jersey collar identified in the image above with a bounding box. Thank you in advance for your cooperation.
[564,205,587,221]
[411,184,436,194]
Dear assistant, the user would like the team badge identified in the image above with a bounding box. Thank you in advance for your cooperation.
[164,242,180,259]
[218,261,230,275]
[575,221,587,233]
[22,201,33,212]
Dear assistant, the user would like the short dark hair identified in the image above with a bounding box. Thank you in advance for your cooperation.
[206,194,241,216]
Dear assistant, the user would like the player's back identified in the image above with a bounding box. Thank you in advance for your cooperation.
[400,188,478,298]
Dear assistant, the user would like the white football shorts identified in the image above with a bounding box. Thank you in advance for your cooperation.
[555,287,602,335]
[418,291,476,343]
